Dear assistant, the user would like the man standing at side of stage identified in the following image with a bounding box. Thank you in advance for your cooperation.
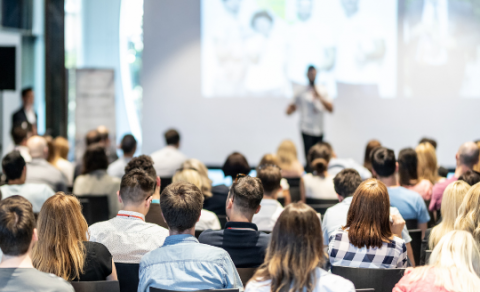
[286,65,333,163]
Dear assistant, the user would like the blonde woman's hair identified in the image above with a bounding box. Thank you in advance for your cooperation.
[474,141,480,173]
[54,136,70,160]
[277,140,298,169]
[416,142,439,184]
[181,159,212,198]
[173,169,204,196]
[429,181,470,249]
[454,183,480,243]
[32,193,89,281]
[404,230,480,292]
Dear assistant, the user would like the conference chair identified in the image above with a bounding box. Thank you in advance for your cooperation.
[150,289,239,292]
[217,215,228,229]
[277,197,285,206]
[195,230,204,238]
[405,219,418,230]
[160,177,173,194]
[71,281,120,292]
[76,195,109,226]
[355,290,375,292]
[115,263,140,292]
[285,177,301,202]
[305,198,339,205]
[237,267,257,286]
[419,228,432,266]
[331,266,405,292]
[425,250,432,264]
[408,229,422,266]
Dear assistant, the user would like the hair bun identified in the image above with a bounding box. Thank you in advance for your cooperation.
[312,158,328,173]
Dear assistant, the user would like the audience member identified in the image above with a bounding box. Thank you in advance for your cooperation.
[416,142,442,184]
[430,142,479,211]
[204,152,250,215]
[418,137,449,178]
[107,134,137,178]
[0,151,54,212]
[458,170,480,186]
[199,176,270,267]
[371,147,430,234]
[138,182,243,291]
[326,141,372,180]
[125,155,167,228]
[33,193,117,281]
[454,183,480,244]
[257,154,291,204]
[363,139,381,175]
[276,140,304,178]
[45,135,57,166]
[10,124,32,162]
[474,140,480,173]
[52,137,74,187]
[172,169,221,230]
[12,87,37,135]
[246,203,355,292]
[73,129,103,180]
[301,143,337,200]
[398,148,433,201]
[394,230,480,292]
[151,129,187,177]
[89,169,169,263]
[253,165,285,231]
[26,135,67,192]
[97,125,119,164]
[328,179,408,269]
[0,196,74,292]
[428,181,470,249]
[182,158,213,197]
[73,144,121,218]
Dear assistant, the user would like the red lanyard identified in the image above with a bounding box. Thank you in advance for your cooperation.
[117,213,144,221]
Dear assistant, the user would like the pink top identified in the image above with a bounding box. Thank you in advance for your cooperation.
[429,176,457,211]
[405,179,433,201]
[393,269,450,292]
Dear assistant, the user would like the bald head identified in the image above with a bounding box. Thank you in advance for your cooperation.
[457,142,480,168]
[27,136,48,159]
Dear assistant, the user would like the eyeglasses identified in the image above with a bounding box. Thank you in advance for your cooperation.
[257,164,282,171]
[234,173,248,183]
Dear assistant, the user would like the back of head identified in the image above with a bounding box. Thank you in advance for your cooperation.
[459,170,480,186]
[257,165,282,194]
[257,154,280,171]
[419,137,437,149]
[2,151,26,181]
[363,139,381,170]
[458,142,480,169]
[120,169,156,205]
[27,135,47,159]
[97,126,110,142]
[429,181,470,249]
[160,182,204,232]
[44,135,56,163]
[125,155,157,181]
[0,196,35,256]
[181,159,212,198]
[82,144,108,174]
[307,143,332,174]
[11,126,29,145]
[255,203,323,292]
[333,168,362,199]
[416,142,438,184]
[276,140,298,167]
[398,148,419,186]
[121,134,137,155]
[222,152,250,178]
[173,169,203,192]
[85,129,102,146]
[54,137,70,160]
[345,179,392,249]
[33,193,88,280]
[371,147,396,177]
[164,129,180,146]
[454,183,480,243]
[229,176,264,216]
[474,141,480,173]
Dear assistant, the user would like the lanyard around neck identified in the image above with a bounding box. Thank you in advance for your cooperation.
[117,213,144,221]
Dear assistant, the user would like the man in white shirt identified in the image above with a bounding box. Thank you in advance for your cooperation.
[89,168,169,263]
[286,66,333,162]
[0,151,54,213]
[253,165,284,231]
[151,129,187,178]
[107,134,137,178]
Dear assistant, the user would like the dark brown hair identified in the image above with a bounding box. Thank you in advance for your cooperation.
[85,130,102,146]
[398,148,419,186]
[161,182,204,232]
[164,129,180,145]
[333,168,362,199]
[307,143,332,174]
[120,168,156,204]
[125,155,157,181]
[257,165,282,193]
[0,196,35,256]
[82,144,109,174]
[364,139,381,172]
[222,152,250,178]
[344,179,393,249]
[229,176,263,215]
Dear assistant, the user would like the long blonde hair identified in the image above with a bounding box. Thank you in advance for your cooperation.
[54,136,70,160]
[181,159,212,198]
[277,140,299,169]
[473,141,480,173]
[454,183,480,243]
[33,193,89,280]
[429,181,470,249]
[404,230,480,292]
[416,142,439,184]
[250,203,324,292]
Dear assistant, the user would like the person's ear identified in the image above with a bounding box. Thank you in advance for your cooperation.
[337,194,343,202]
[254,205,261,215]
[32,228,38,243]
[157,176,161,188]
[226,197,234,210]
[455,153,459,162]
[395,162,399,173]
[117,191,123,204]
[22,166,27,175]
[371,168,377,177]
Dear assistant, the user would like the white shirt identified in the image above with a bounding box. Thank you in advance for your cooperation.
[89,210,169,263]
[25,107,36,124]
[252,199,284,232]
[0,183,55,213]
[302,173,337,200]
[107,156,133,179]
[294,85,331,136]
[195,209,221,231]
[245,267,355,292]
[55,158,74,187]
[328,158,372,181]
[150,146,187,177]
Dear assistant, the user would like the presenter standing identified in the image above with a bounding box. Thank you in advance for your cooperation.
[286,66,333,162]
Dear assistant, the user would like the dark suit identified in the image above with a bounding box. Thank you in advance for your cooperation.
[12,107,37,127]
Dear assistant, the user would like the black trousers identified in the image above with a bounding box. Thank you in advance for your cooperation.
[302,132,323,165]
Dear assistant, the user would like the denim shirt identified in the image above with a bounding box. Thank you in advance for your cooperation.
[138,234,243,292]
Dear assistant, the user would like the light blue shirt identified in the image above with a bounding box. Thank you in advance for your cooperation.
[138,234,243,292]
[322,197,412,246]
[0,183,55,213]
[387,186,430,223]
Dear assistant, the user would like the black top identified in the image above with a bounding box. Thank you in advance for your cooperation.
[198,222,270,268]
[71,241,112,281]
[12,107,37,126]
[204,185,229,216]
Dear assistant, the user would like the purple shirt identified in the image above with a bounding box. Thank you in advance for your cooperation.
[429,176,458,211]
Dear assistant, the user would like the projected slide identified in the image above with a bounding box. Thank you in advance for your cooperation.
[201,0,398,98]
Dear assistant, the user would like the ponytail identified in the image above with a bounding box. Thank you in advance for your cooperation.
[312,158,328,174]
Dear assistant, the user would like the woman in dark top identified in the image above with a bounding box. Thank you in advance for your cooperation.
[32,193,117,281]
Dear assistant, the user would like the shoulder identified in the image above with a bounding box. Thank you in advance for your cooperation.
[316,268,355,291]
[88,220,113,233]
[201,209,218,220]
[198,229,224,242]
[245,278,272,292]
[30,269,74,291]
[84,241,112,255]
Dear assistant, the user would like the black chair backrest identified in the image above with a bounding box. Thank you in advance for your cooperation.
[306,198,339,205]
[150,289,239,292]
[237,267,257,286]
[355,290,375,292]
[331,266,405,292]
[419,228,431,266]
[217,215,228,229]
[76,195,109,226]
[195,230,203,238]
[408,229,422,266]
[71,281,120,292]
[405,219,418,230]
[115,263,140,292]
[285,177,302,202]
[160,177,173,194]
[277,197,285,206]
[307,204,336,215]
[425,250,432,264]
